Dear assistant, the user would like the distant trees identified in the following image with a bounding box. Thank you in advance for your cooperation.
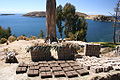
[39,30,45,38]
[56,3,87,41]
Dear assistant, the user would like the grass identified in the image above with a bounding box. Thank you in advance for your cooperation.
[90,42,120,48]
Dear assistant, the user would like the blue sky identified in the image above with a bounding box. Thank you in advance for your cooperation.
[0,0,118,15]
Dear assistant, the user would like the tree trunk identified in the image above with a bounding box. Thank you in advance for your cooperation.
[46,0,57,43]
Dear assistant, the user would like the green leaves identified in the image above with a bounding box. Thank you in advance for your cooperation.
[56,5,64,38]
[56,3,87,41]
[39,30,44,38]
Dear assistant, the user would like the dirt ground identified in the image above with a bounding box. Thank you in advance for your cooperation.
[0,40,120,80]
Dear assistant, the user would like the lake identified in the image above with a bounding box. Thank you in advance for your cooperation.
[0,14,114,42]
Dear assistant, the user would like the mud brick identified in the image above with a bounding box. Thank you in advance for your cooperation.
[16,67,27,74]
[54,71,59,76]
[34,66,39,70]
[16,67,21,74]
[72,66,83,70]
[66,60,75,64]
[34,62,39,66]
[27,70,34,77]
[60,63,70,67]
[39,64,44,67]
[103,67,109,72]
[18,63,28,67]
[77,69,89,76]
[48,61,57,64]
[70,71,78,77]
[43,64,49,67]
[52,67,62,72]
[23,64,28,67]
[50,63,59,67]
[41,61,47,64]
[65,71,72,78]
[56,67,62,71]
[41,72,46,78]
[46,72,52,78]
[90,66,103,73]
[66,71,78,78]
[69,63,79,67]
[54,71,66,77]
[59,71,66,77]
[41,72,52,78]
[57,61,66,64]
[21,67,27,72]
[63,67,73,72]
[27,70,39,77]
[39,61,43,64]
[33,70,39,76]
[108,66,113,70]
[45,67,51,72]
[40,67,51,72]
[29,66,35,70]
[40,67,46,72]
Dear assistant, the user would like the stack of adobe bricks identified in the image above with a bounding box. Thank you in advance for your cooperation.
[29,43,79,61]
[55,43,78,60]
[84,44,101,57]
[30,45,51,61]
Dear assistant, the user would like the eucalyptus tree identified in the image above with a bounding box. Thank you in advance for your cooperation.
[46,0,57,43]
[56,5,64,38]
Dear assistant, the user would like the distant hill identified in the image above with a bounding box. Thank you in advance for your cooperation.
[75,12,88,17]
[23,11,46,17]
[0,14,15,16]
[23,11,114,22]
[86,15,114,22]
[23,11,88,17]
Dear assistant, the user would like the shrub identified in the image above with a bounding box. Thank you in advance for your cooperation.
[68,32,75,40]
[30,36,37,40]
[39,30,44,38]
[8,36,16,43]
[25,37,30,41]
[17,36,26,40]
[0,38,7,44]
[0,26,11,39]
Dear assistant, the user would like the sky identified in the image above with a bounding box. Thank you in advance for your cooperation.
[0,0,118,15]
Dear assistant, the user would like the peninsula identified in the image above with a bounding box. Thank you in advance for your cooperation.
[23,11,88,18]
[23,11,114,22]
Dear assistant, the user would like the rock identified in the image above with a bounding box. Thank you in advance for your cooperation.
[5,51,18,63]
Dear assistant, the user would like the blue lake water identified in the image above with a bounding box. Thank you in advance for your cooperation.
[0,14,114,42]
